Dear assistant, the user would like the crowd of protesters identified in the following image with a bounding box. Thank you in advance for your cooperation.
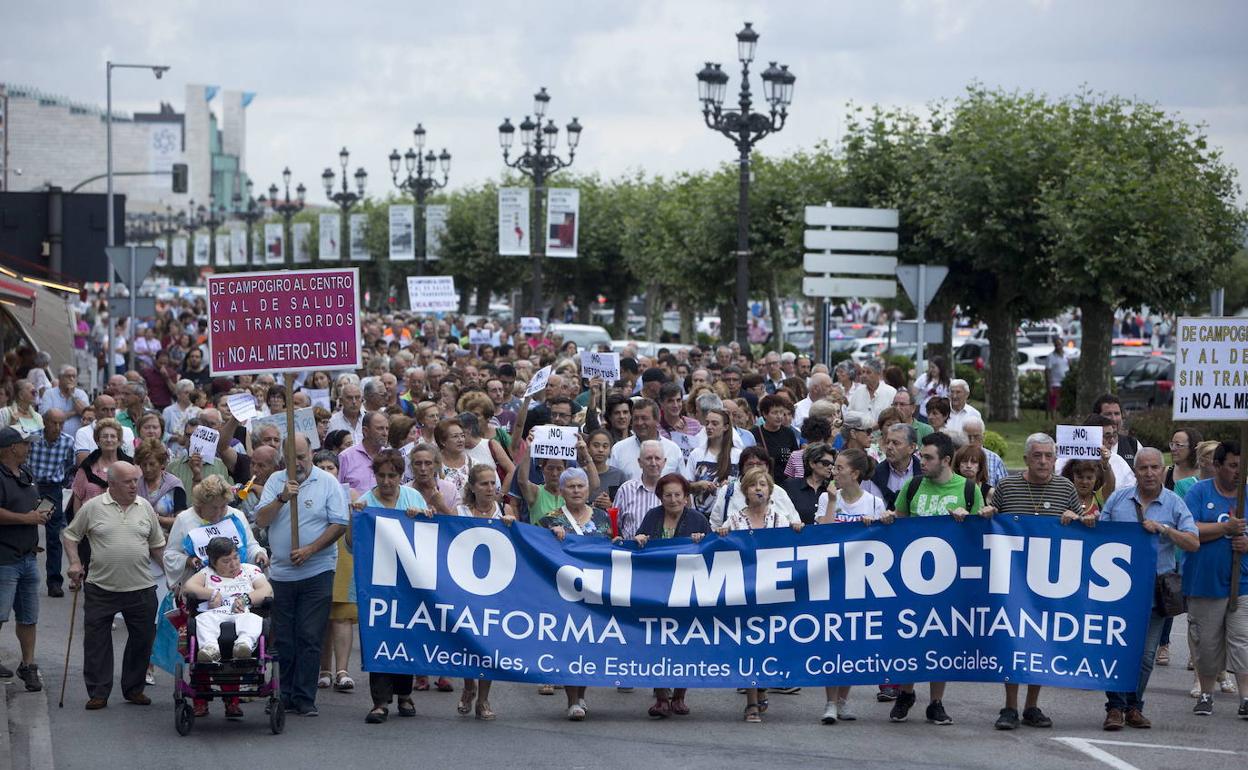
[0,298,1243,730]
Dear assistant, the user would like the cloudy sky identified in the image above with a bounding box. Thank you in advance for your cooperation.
[4,0,1246,199]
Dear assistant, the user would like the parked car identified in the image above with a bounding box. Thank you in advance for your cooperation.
[546,323,613,351]
[1110,353,1152,386]
[1118,356,1175,411]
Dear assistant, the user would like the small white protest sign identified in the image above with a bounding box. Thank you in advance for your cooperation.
[407,276,458,313]
[520,317,542,335]
[304,388,331,411]
[469,328,498,346]
[524,365,553,398]
[226,392,258,423]
[189,425,220,464]
[1056,425,1103,461]
[187,518,243,561]
[530,425,578,461]
[580,351,620,383]
[250,406,321,450]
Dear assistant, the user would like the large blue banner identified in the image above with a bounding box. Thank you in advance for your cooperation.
[353,510,1156,691]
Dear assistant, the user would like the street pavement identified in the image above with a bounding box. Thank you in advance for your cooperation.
[4,548,1246,769]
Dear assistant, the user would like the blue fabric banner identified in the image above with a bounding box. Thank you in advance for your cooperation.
[353,510,1156,691]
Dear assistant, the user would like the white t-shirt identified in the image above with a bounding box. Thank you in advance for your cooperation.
[1046,351,1069,388]
[815,489,885,523]
[195,562,263,614]
[74,423,136,455]
[608,435,683,482]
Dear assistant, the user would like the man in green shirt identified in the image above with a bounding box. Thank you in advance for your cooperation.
[889,432,985,726]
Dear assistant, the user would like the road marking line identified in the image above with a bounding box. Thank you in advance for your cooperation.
[1054,737,1241,770]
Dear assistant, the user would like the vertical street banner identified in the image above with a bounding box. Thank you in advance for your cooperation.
[349,213,369,261]
[230,229,248,266]
[545,188,580,258]
[215,232,231,267]
[172,236,188,267]
[252,228,265,266]
[1174,317,1248,420]
[389,205,415,261]
[319,213,341,261]
[264,223,285,265]
[292,222,312,264]
[206,267,362,376]
[155,241,168,267]
[193,233,211,266]
[425,204,448,262]
[407,276,458,313]
[498,188,530,256]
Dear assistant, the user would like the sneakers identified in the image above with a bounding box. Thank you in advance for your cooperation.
[925,700,953,725]
[889,690,917,722]
[1194,693,1214,716]
[1022,706,1053,728]
[994,707,1020,730]
[296,705,319,717]
[1238,698,1248,719]
[1219,674,1237,694]
[877,685,899,702]
[233,640,254,660]
[567,704,586,721]
[835,697,856,721]
[769,686,801,694]
[821,700,838,724]
[1155,645,1170,666]
[16,663,42,693]
[197,645,220,663]
[1103,708,1124,731]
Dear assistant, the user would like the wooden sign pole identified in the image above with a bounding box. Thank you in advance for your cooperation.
[285,371,300,550]
[1230,421,1247,612]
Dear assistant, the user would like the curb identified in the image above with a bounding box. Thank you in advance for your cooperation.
[4,681,55,770]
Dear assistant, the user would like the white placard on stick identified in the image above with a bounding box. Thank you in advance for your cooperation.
[469,328,499,346]
[250,406,321,451]
[524,365,553,398]
[1174,317,1248,421]
[580,351,620,383]
[530,425,578,461]
[407,276,458,313]
[520,317,542,335]
[225,392,258,423]
[304,388,331,411]
[189,425,220,464]
[1055,425,1103,461]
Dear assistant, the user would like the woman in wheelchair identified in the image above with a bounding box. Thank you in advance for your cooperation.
[182,537,273,662]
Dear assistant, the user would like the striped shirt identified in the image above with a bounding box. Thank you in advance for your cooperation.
[613,478,659,539]
[990,474,1081,517]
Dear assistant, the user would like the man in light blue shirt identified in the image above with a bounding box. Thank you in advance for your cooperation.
[256,433,348,716]
[1097,447,1199,731]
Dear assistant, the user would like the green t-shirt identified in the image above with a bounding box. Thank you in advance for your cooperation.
[894,473,984,517]
[530,485,565,522]
[1172,474,1199,499]
[911,420,934,440]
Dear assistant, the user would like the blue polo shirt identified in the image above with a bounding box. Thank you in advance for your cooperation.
[1100,487,1197,575]
[259,466,349,581]
[1182,479,1248,597]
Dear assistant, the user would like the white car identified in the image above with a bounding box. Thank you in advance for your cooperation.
[546,323,612,352]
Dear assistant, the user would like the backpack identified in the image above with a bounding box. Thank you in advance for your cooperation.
[902,475,976,514]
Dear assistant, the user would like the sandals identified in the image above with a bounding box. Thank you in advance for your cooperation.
[648,698,671,718]
[458,682,477,715]
[365,706,389,724]
[333,671,355,692]
[744,704,762,723]
[317,670,333,689]
[396,698,416,717]
[537,684,555,695]
[758,697,769,714]
[475,700,496,720]
[434,677,455,692]
[670,697,690,716]
[414,676,431,691]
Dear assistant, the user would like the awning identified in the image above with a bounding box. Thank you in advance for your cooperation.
[0,276,37,308]
[0,281,75,371]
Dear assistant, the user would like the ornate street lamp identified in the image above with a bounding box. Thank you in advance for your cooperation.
[390,124,451,275]
[232,179,267,267]
[268,167,306,267]
[696,22,795,347]
[499,87,582,317]
[323,147,367,261]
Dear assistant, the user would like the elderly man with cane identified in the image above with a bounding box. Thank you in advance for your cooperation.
[62,461,166,709]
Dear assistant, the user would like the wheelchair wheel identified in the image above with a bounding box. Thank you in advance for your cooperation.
[269,699,285,735]
[173,663,184,704]
[175,702,195,736]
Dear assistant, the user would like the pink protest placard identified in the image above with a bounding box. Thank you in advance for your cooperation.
[207,268,362,376]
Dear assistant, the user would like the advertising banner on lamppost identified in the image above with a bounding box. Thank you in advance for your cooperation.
[545,188,580,258]
[292,222,312,264]
[230,229,248,266]
[264,223,285,265]
[215,232,231,267]
[349,213,369,261]
[389,205,415,261]
[172,236,188,267]
[252,228,264,266]
[193,233,211,266]
[319,213,340,260]
[498,188,530,256]
[425,205,448,261]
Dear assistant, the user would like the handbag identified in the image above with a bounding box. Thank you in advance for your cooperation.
[1134,500,1186,617]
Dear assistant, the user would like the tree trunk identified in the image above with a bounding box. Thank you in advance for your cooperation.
[983,299,1019,421]
[718,301,736,346]
[767,274,784,352]
[1076,298,1114,417]
[611,294,629,338]
[679,301,695,344]
[457,284,471,315]
[644,282,662,341]
[474,280,491,315]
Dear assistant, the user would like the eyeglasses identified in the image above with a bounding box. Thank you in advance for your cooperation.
[965,433,984,442]
[812,459,834,467]
[1168,441,1188,449]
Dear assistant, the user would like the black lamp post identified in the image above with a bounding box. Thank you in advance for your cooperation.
[268,167,306,268]
[232,179,267,267]
[158,205,182,270]
[696,22,795,347]
[389,124,450,275]
[204,194,228,265]
[322,147,367,261]
[498,87,582,317]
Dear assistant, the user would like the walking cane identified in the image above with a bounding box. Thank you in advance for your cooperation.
[58,585,80,708]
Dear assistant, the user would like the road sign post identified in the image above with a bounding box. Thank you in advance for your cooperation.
[105,245,160,373]
[896,264,949,379]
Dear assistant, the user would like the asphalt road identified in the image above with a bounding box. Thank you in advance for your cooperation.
[4,545,1244,770]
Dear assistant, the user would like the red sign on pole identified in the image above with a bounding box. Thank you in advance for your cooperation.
[206,268,362,376]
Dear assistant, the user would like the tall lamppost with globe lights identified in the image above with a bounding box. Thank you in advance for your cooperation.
[268,167,305,268]
[696,22,795,347]
[232,179,267,267]
[498,87,582,317]
[323,147,367,262]
[389,124,450,275]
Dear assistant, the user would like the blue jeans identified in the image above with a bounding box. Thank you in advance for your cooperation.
[38,483,66,587]
[271,570,334,711]
[0,554,40,625]
[1105,608,1168,713]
